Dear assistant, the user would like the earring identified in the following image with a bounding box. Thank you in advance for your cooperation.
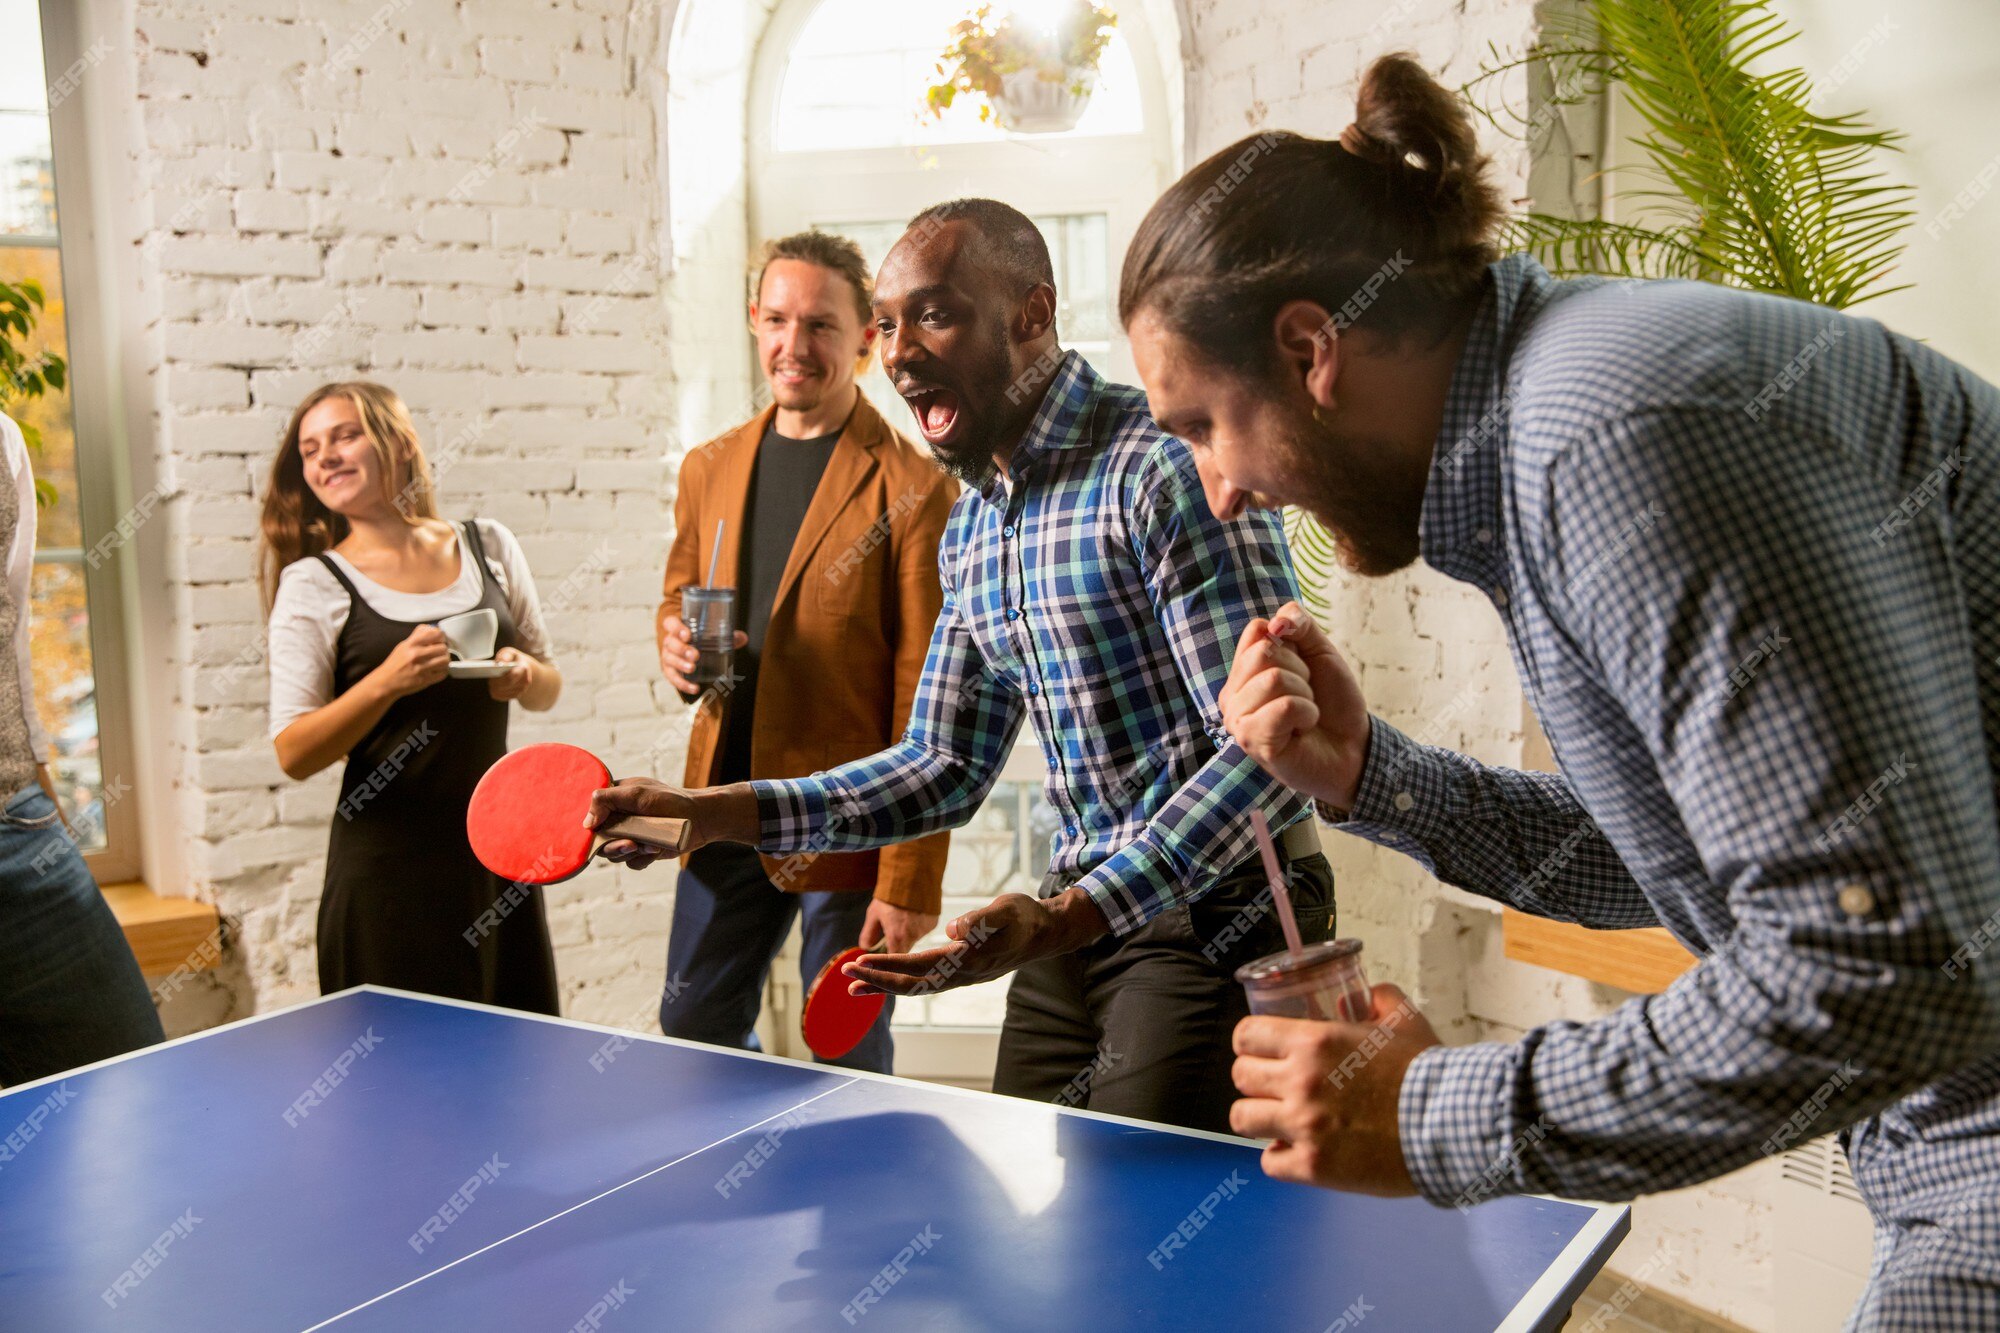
[1312,404,1336,429]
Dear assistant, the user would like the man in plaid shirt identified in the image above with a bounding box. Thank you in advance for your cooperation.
[1117,69,2000,1328]
[594,199,1334,1131]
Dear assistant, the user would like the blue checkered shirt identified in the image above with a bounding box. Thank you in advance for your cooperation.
[750,350,1310,933]
[1356,255,2000,1320]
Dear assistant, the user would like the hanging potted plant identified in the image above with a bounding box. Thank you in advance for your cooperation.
[925,2,1118,135]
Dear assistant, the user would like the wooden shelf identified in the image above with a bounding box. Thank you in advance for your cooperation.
[101,882,221,977]
[1502,910,1696,995]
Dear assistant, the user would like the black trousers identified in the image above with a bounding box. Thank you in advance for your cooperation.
[992,845,1335,1134]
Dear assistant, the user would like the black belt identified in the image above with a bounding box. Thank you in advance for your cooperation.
[1275,817,1321,861]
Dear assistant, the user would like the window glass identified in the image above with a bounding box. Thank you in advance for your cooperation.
[1,4,56,235]
[1,3,106,848]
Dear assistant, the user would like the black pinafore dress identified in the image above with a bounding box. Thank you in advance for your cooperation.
[313,520,559,1014]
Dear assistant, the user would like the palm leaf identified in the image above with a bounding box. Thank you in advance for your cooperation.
[1473,0,1915,310]
[1459,36,1621,139]
[1499,213,1711,280]
[1591,0,1913,307]
[1283,506,1340,619]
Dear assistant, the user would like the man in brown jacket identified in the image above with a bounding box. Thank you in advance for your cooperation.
[655,231,956,1072]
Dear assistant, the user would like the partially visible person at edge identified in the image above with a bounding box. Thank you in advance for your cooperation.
[261,383,565,1012]
[590,198,1333,1133]
[652,230,955,1074]
[1123,52,2000,1328]
[0,408,163,1085]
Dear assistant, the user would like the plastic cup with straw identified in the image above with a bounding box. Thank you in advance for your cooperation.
[1235,810,1371,1021]
[680,520,735,689]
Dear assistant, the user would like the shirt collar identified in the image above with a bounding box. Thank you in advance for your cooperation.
[1419,253,1553,592]
[976,348,1101,507]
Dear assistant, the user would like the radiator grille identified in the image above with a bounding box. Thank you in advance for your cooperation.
[1779,1134,1866,1205]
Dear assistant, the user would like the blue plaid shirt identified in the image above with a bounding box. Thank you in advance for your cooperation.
[1359,256,2000,1315]
[752,350,1310,933]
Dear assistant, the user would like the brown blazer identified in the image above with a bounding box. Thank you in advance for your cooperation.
[656,394,958,913]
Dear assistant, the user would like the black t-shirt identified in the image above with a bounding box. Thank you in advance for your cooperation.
[715,415,843,783]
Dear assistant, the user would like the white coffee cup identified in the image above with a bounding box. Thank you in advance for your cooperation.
[437,608,498,662]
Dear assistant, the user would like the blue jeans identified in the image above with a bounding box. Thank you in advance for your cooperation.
[0,784,164,1086]
[664,844,893,1074]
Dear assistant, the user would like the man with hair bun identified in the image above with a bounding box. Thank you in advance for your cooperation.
[1120,51,2000,1327]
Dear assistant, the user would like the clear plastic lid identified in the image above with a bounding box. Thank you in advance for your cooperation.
[1233,937,1363,985]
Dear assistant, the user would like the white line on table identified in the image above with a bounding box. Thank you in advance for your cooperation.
[298,1077,861,1330]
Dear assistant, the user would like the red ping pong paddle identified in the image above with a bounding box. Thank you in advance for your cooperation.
[802,946,886,1060]
[467,743,688,885]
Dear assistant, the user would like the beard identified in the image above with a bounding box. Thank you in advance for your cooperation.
[766,361,832,413]
[926,418,1002,486]
[1277,408,1426,578]
[897,318,1021,487]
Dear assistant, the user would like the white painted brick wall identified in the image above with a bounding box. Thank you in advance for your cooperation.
[121,0,678,1042]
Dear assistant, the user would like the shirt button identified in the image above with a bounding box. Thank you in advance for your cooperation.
[1475,527,1493,544]
[1393,792,1414,812]
[1046,755,1058,770]
[1493,588,1510,606]
[1003,524,1016,539]
[1027,681,1041,696]
[1006,608,1020,621]
[1838,884,1876,918]
[1064,825,1077,838]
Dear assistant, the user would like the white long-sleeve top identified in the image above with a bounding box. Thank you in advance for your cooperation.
[265,518,551,738]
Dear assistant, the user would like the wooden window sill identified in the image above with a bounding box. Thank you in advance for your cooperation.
[1501,909,1697,994]
[102,882,221,977]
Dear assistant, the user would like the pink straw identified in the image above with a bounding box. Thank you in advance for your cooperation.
[1250,809,1305,960]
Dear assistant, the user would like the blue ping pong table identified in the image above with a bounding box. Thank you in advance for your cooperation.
[0,987,1627,1331]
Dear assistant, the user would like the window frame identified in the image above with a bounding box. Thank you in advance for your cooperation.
[10,0,144,883]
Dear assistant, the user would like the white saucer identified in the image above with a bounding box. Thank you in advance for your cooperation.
[447,660,515,679]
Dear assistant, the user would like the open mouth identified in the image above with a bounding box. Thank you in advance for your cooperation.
[902,386,962,445]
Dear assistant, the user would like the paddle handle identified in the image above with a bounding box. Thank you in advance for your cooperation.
[596,814,689,854]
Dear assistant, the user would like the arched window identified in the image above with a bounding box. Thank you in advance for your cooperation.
[751,0,1175,443]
